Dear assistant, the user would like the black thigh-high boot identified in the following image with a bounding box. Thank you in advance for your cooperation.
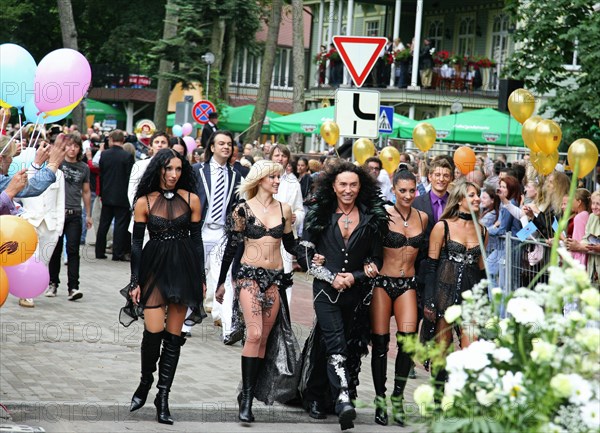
[130,330,163,412]
[391,331,415,426]
[433,367,449,404]
[370,334,390,426]
[327,354,356,431]
[239,356,260,423]
[154,332,186,425]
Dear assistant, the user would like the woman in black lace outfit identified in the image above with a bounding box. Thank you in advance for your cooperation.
[121,148,206,425]
[364,168,427,426]
[216,159,299,424]
[421,179,487,395]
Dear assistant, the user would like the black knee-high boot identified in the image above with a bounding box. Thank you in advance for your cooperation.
[130,330,163,412]
[154,332,186,425]
[391,331,415,426]
[433,367,449,404]
[371,334,390,426]
[327,354,356,431]
[239,356,260,423]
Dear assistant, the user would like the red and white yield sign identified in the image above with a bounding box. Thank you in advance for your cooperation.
[192,100,216,124]
[333,36,388,88]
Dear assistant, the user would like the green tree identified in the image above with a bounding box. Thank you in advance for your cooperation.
[504,0,600,148]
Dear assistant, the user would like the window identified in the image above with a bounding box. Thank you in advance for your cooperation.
[272,48,293,88]
[563,39,580,71]
[365,20,380,37]
[427,19,444,51]
[245,52,260,85]
[456,16,475,56]
[490,13,510,66]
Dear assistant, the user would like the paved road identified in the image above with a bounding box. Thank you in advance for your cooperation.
[0,243,428,432]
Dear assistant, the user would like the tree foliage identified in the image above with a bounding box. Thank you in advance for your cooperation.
[504,0,600,147]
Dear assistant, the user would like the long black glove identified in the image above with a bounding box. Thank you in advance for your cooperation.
[217,230,243,288]
[129,221,146,290]
[282,231,297,256]
[190,222,206,284]
[421,257,440,315]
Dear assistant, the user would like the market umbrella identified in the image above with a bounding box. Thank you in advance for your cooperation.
[66,99,126,121]
[424,108,524,147]
[219,104,282,133]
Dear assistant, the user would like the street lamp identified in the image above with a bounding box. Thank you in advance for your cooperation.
[201,52,215,99]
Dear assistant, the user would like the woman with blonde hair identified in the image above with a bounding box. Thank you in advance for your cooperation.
[523,171,570,239]
[421,179,487,397]
[216,159,300,424]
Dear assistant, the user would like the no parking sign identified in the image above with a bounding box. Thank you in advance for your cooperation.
[192,100,216,125]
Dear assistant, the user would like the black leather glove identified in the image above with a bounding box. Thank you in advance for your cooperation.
[129,221,146,290]
[190,222,206,284]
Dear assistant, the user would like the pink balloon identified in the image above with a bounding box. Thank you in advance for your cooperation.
[183,136,196,154]
[182,123,193,136]
[5,256,50,299]
[34,48,91,113]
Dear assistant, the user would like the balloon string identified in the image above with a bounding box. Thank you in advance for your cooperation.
[239,120,263,138]
[1,110,6,136]
[18,111,23,153]
[29,115,42,148]
[0,123,27,155]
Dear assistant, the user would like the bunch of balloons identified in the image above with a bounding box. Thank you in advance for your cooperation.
[0,216,49,307]
[0,43,91,125]
[172,122,196,153]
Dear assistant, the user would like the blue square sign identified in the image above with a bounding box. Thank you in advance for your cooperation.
[379,106,394,134]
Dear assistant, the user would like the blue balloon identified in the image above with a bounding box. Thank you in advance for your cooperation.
[23,97,71,125]
[0,44,37,108]
[172,124,183,137]
[7,147,36,177]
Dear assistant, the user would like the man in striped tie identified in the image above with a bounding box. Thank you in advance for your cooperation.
[183,131,241,343]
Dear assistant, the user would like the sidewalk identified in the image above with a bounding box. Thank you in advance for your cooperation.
[0,244,428,432]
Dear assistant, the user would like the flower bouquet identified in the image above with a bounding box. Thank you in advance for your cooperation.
[314,52,327,67]
[327,49,341,63]
[433,50,450,66]
[395,49,412,63]
[407,167,600,433]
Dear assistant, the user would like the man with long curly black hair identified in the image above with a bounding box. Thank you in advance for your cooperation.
[297,161,389,431]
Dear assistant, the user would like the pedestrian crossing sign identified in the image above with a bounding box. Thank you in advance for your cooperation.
[379,106,394,134]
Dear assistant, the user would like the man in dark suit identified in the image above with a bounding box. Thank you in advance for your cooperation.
[95,130,135,261]
[200,112,218,148]
[232,144,249,178]
[183,130,241,343]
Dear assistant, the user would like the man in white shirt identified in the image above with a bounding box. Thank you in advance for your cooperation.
[269,144,305,304]
[187,131,241,344]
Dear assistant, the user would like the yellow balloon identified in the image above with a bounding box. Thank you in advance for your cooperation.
[0,267,7,308]
[0,216,38,267]
[521,115,543,153]
[353,138,375,165]
[320,120,340,146]
[0,99,12,109]
[412,122,436,152]
[379,146,401,174]
[568,138,599,178]
[534,119,562,155]
[508,88,535,124]
[532,151,559,175]
[45,97,83,117]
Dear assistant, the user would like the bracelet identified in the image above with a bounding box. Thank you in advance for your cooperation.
[31,162,43,170]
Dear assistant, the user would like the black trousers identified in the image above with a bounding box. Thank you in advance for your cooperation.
[95,203,130,259]
[49,213,82,291]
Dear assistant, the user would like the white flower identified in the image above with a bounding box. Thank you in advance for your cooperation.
[544,422,565,433]
[463,350,491,372]
[445,370,468,396]
[441,394,454,411]
[550,373,573,398]
[445,350,470,373]
[498,319,510,335]
[491,287,502,298]
[566,311,586,324]
[414,384,435,407]
[444,305,462,324]
[575,328,600,352]
[584,305,600,320]
[461,290,473,300]
[492,347,513,363]
[501,371,524,398]
[480,367,499,385]
[469,340,496,355]
[568,374,593,406]
[530,340,556,363]
[476,388,499,406]
[580,288,600,307]
[581,400,600,429]
[506,297,545,325]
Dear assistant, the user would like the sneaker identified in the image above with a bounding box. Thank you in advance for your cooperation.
[44,283,58,297]
[68,289,83,301]
[18,298,35,308]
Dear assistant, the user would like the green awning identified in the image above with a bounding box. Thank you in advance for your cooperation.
[268,106,417,137]
[219,104,282,133]
[84,99,126,121]
[424,108,524,147]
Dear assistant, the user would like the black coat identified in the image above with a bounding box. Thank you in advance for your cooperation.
[200,122,218,148]
[99,146,134,208]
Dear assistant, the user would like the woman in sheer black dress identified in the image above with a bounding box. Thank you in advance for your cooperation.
[120,148,206,425]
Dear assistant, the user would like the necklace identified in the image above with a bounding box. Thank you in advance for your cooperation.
[162,189,175,200]
[337,205,355,230]
[458,211,473,220]
[394,204,412,227]
[255,196,273,213]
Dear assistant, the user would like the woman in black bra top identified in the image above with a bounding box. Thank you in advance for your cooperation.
[216,159,299,424]
[363,167,427,427]
[421,179,487,397]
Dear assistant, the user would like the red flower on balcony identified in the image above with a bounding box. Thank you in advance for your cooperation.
[433,50,450,66]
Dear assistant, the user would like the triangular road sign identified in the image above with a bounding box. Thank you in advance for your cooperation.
[333,36,387,88]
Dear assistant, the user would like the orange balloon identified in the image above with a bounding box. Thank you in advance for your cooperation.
[454,146,477,175]
[534,119,562,155]
[0,216,38,267]
[0,268,8,307]
[379,146,401,174]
